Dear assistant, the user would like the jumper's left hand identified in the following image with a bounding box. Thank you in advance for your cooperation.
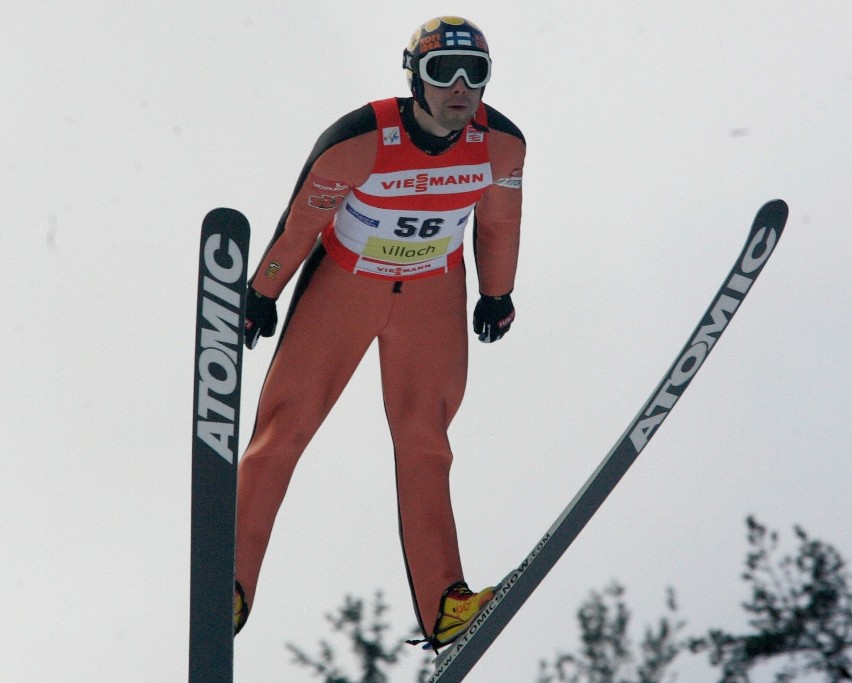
[473,293,515,343]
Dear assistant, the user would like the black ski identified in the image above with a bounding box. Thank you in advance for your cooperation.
[428,199,790,682]
[189,208,250,682]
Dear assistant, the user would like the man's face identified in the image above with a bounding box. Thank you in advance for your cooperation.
[421,78,483,133]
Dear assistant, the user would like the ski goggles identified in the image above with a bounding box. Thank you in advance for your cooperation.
[417,50,492,89]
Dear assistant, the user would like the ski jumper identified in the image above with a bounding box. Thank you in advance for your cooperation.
[236,97,525,636]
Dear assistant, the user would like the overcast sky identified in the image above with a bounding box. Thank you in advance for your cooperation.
[2,2,851,682]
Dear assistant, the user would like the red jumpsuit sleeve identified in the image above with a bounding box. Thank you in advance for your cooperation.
[250,135,375,299]
[248,103,378,300]
[474,127,525,296]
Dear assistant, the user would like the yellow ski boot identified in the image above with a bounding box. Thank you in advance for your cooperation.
[234,581,250,635]
[428,581,494,650]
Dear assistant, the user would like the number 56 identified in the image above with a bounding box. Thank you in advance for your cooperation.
[394,216,444,239]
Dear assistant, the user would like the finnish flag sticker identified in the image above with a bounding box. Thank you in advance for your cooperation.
[445,31,473,47]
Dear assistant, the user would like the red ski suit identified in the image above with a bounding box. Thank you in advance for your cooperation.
[236,97,525,635]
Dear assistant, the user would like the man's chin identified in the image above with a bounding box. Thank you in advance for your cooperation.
[436,110,473,132]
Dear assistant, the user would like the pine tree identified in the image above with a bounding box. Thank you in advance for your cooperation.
[536,583,684,683]
[285,591,418,683]
[689,516,852,682]
[287,519,852,682]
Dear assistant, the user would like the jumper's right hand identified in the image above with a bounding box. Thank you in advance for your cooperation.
[244,288,278,349]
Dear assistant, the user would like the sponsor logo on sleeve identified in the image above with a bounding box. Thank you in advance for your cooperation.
[264,261,281,279]
[308,172,352,193]
[494,168,523,189]
[308,194,345,210]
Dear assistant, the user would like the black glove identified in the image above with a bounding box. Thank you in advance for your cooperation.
[244,288,278,349]
[473,293,515,343]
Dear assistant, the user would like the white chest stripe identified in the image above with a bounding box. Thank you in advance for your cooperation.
[357,163,492,197]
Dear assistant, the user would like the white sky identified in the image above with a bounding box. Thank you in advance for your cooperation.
[2,2,851,682]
